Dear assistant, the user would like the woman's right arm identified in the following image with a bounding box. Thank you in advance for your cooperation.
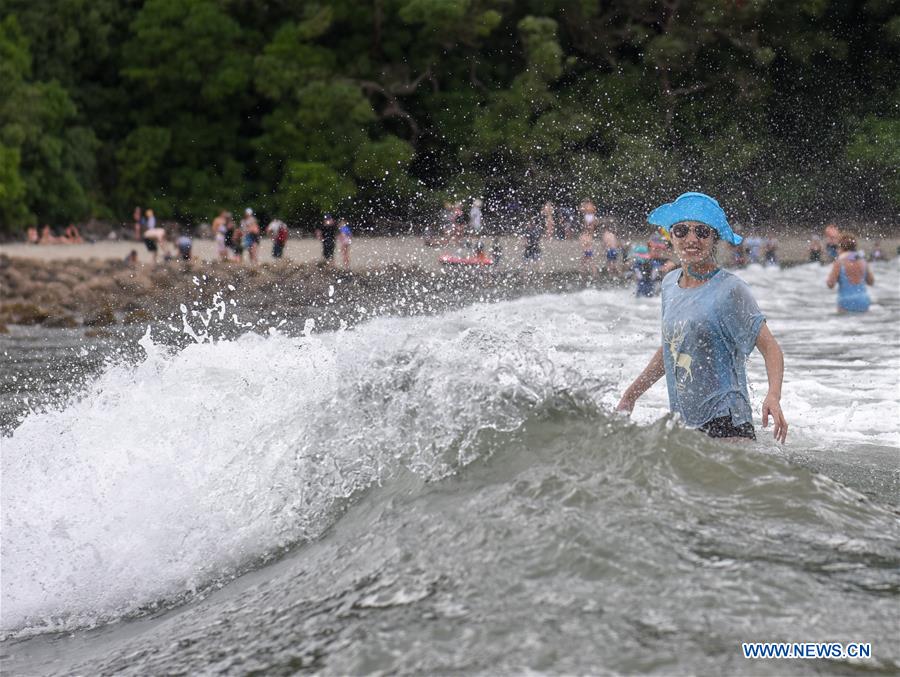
[865,262,874,285]
[616,347,665,414]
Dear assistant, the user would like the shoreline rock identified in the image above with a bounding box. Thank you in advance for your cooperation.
[0,255,615,334]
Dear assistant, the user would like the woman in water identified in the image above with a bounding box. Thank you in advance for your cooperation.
[826,233,873,313]
[617,192,788,443]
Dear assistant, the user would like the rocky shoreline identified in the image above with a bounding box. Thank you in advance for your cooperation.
[0,255,612,337]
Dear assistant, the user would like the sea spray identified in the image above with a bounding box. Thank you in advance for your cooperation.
[0,300,611,638]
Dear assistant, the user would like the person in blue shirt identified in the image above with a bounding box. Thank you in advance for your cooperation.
[617,192,788,442]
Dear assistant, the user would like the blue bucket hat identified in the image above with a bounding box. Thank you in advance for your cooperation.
[648,192,742,245]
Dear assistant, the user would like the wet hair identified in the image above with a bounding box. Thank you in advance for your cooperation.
[839,233,857,251]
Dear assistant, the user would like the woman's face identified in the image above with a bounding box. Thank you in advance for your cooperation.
[670,220,717,265]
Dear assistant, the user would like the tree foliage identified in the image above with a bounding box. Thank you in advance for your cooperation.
[0,0,897,233]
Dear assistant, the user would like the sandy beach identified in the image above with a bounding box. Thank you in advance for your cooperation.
[2,233,896,334]
[2,233,897,269]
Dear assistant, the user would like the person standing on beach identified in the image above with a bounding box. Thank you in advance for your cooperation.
[133,206,144,241]
[317,214,337,265]
[143,209,166,263]
[826,233,874,313]
[338,218,352,269]
[241,208,261,264]
[763,233,779,267]
[469,199,484,239]
[808,235,824,263]
[176,229,192,260]
[579,213,597,275]
[617,192,788,443]
[602,225,622,276]
[267,219,289,259]
[522,213,543,265]
[542,201,555,239]
[230,215,244,262]
[579,199,597,234]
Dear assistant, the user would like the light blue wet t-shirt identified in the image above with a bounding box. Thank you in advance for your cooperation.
[660,269,765,427]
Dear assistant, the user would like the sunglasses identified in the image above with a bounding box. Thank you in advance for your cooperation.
[671,223,714,239]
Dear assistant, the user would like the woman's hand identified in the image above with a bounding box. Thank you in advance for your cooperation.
[617,347,666,417]
[755,324,787,443]
[762,392,788,443]
[616,394,636,415]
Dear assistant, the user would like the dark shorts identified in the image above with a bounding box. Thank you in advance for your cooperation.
[144,238,157,252]
[323,240,335,260]
[607,249,618,261]
[273,242,284,258]
[699,415,756,440]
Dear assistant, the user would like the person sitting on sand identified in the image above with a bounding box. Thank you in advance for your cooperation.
[39,225,61,244]
[125,249,138,266]
[64,224,83,244]
[826,233,874,313]
[617,192,788,443]
[26,226,39,244]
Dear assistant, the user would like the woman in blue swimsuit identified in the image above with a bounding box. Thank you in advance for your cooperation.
[617,192,788,443]
[826,233,874,313]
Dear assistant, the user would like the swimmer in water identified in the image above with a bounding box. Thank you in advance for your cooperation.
[826,233,874,313]
[617,192,788,443]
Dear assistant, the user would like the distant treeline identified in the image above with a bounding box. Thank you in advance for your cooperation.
[0,0,897,233]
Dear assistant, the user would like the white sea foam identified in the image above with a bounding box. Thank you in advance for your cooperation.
[1,259,897,637]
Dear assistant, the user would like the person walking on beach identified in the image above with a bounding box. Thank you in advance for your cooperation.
[826,233,874,313]
[617,192,788,443]
[317,214,337,265]
[267,219,289,259]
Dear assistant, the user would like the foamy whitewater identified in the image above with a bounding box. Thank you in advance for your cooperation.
[2,261,898,674]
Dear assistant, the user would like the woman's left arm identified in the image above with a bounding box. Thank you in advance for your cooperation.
[865,263,874,286]
[755,323,788,443]
[825,260,840,288]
